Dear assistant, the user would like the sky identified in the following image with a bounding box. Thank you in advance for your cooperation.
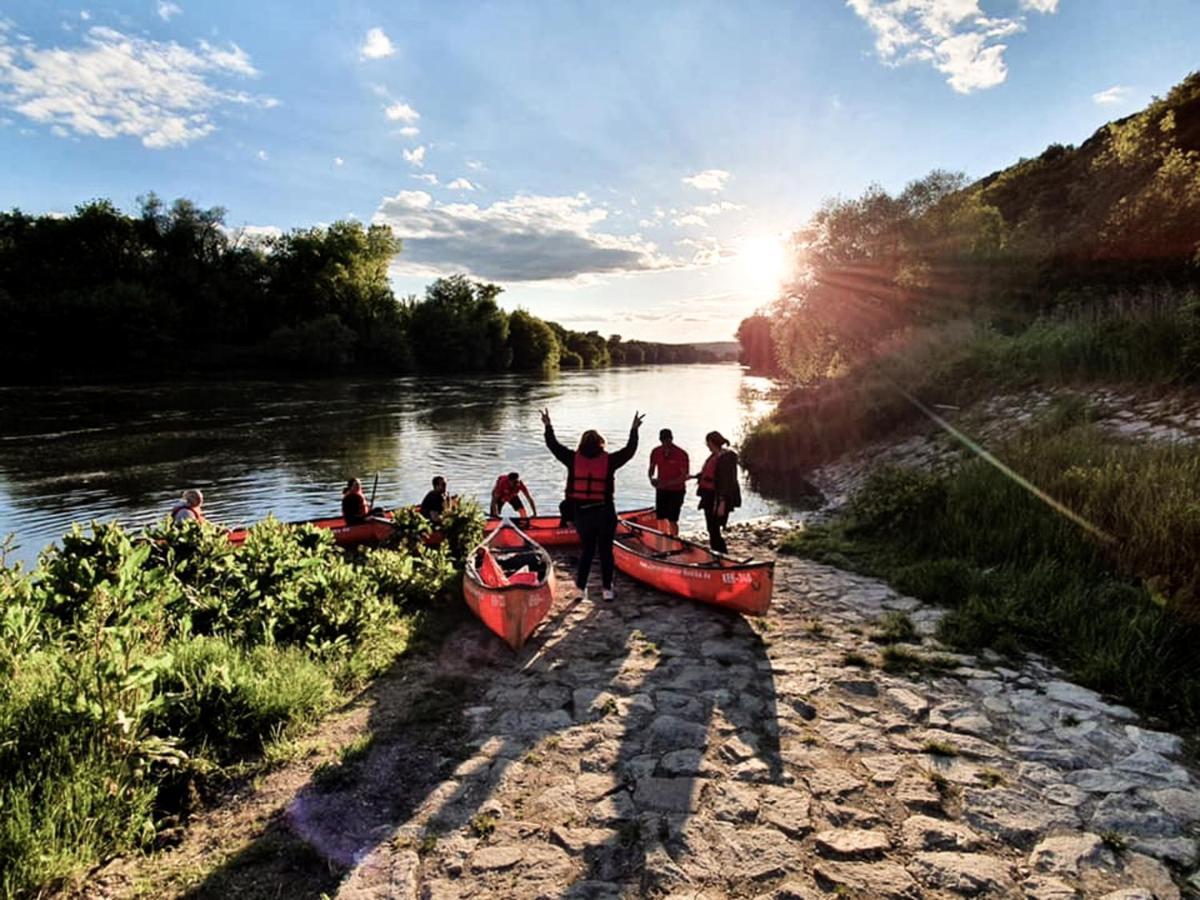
[1,2,1198,343]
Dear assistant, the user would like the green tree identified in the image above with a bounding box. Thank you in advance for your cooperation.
[507,308,561,370]
[408,275,512,372]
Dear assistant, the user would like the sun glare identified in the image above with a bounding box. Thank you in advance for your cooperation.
[737,234,791,299]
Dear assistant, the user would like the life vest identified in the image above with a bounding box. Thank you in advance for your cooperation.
[653,445,689,491]
[171,505,206,526]
[698,453,719,492]
[569,451,609,503]
[342,490,368,521]
[493,476,523,504]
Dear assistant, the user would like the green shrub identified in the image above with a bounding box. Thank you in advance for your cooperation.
[848,467,947,537]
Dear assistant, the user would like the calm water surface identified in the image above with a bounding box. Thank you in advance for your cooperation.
[0,365,789,566]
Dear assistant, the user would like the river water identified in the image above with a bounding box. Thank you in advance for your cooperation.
[0,365,788,567]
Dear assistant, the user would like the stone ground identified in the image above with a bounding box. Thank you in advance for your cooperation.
[230,523,1196,900]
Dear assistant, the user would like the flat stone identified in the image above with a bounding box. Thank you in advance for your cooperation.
[887,687,930,719]
[1041,783,1089,808]
[805,769,864,796]
[712,781,761,823]
[1122,852,1181,900]
[1100,891,1155,900]
[470,846,523,871]
[634,776,703,813]
[647,715,709,751]
[1020,875,1080,899]
[833,678,879,697]
[1124,725,1183,757]
[910,851,1015,895]
[720,733,759,762]
[1114,749,1191,785]
[701,638,751,663]
[823,722,885,752]
[660,748,704,775]
[577,773,621,801]
[1028,833,1115,876]
[860,753,910,785]
[1147,787,1200,824]
[550,826,619,855]
[900,815,981,852]
[961,787,1078,847]
[813,861,920,899]
[1090,792,1180,837]
[588,791,636,825]
[814,828,890,859]
[895,778,943,810]
[758,786,813,837]
[1066,769,1144,793]
[1042,681,1136,720]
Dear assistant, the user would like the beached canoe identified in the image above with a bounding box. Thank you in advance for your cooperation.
[463,523,556,651]
[483,506,656,549]
[613,521,774,616]
[226,514,396,549]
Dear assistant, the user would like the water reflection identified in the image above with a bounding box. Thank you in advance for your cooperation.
[0,365,787,564]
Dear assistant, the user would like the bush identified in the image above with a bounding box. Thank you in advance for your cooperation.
[848,467,946,537]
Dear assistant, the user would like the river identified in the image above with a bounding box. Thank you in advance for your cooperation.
[0,365,787,567]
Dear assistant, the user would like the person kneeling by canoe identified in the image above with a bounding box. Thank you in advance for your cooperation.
[490,472,537,519]
[171,488,207,526]
[342,478,384,525]
[697,430,741,554]
[648,427,689,538]
[542,408,644,602]
[420,475,450,525]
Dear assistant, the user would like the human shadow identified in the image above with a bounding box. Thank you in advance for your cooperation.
[184,542,782,899]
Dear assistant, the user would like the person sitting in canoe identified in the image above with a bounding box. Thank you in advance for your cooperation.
[171,488,207,526]
[542,408,644,601]
[420,475,450,524]
[490,472,537,519]
[342,478,384,525]
[647,427,689,538]
[697,430,741,554]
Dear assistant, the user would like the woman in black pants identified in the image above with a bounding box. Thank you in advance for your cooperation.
[697,430,741,554]
[541,408,644,601]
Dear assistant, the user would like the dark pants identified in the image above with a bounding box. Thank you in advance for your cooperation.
[704,504,728,554]
[574,503,617,590]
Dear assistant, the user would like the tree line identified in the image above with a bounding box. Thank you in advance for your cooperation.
[737,72,1200,381]
[0,195,728,379]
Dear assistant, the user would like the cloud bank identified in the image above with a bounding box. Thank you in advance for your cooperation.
[0,25,271,148]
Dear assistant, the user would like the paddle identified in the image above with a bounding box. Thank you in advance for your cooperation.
[367,473,380,511]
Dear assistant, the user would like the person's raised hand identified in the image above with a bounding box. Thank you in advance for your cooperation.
[632,411,645,430]
[539,408,552,427]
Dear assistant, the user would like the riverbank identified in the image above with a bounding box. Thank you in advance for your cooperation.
[68,527,1199,899]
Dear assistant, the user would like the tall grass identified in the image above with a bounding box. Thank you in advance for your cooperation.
[783,410,1200,725]
[0,513,469,899]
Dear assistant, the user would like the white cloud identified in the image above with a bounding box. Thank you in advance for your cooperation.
[373,190,677,282]
[411,172,438,185]
[676,236,734,267]
[847,0,1059,94]
[397,125,419,137]
[384,100,419,123]
[672,213,708,228]
[682,169,731,192]
[256,148,267,161]
[402,145,426,166]
[157,1,182,21]
[465,159,484,171]
[360,27,394,60]
[80,10,91,20]
[334,156,344,166]
[0,26,272,148]
[446,177,476,191]
[692,200,744,216]
[1093,84,1131,106]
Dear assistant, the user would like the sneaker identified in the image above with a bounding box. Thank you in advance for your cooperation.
[576,586,589,602]
[601,588,615,602]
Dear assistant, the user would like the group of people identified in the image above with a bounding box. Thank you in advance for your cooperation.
[170,412,742,604]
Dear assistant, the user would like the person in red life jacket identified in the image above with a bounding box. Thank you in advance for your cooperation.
[171,488,207,526]
[341,477,384,525]
[490,472,537,519]
[697,430,742,554]
[647,427,690,537]
[542,408,644,602]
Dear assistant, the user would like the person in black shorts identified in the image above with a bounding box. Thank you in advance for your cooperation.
[647,428,689,536]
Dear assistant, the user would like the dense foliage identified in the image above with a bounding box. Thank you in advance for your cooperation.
[0,512,473,897]
[0,197,728,379]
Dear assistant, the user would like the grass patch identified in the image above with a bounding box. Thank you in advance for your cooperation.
[978,768,1006,788]
[871,611,918,644]
[841,650,872,669]
[469,813,498,839]
[922,739,960,757]
[880,645,956,675]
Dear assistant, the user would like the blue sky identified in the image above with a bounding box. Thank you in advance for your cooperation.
[1,1,1197,342]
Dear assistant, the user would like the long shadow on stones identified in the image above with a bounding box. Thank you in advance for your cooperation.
[181,554,781,899]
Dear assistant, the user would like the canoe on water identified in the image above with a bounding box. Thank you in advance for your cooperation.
[463,523,556,651]
[613,521,775,616]
[226,513,397,549]
[484,506,657,549]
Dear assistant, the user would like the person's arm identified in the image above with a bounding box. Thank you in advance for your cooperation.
[647,449,657,486]
[521,485,537,517]
[540,409,575,466]
[608,411,645,470]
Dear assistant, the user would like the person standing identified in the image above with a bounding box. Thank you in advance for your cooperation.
[542,409,643,601]
[647,428,689,537]
[490,472,537,518]
[697,431,741,554]
[171,488,207,526]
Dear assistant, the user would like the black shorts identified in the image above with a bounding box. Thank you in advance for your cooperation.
[655,489,686,522]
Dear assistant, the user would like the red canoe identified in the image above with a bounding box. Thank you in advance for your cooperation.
[613,522,774,616]
[483,506,657,549]
[226,514,396,549]
[463,523,557,651]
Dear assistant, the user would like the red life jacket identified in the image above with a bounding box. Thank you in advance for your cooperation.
[493,476,524,504]
[698,453,719,492]
[569,451,609,503]
[342,489,369,521]
[652,445,689,491]
[172,504,207,526]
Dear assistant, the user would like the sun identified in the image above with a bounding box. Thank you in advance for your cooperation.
[737,233,791,299]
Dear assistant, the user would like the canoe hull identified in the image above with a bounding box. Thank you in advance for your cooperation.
[484,506,656,548]
[613,526,774,616]
[462,567,556,651]
[227,516,395,549]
